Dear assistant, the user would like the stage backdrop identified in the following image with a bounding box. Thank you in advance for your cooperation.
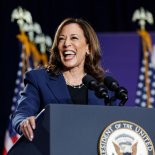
[98,32,155,107]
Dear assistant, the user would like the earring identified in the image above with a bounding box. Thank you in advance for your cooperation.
[86,51,90,55]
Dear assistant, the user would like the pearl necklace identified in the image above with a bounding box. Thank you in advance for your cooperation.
[66,80,84,89]
[65,73,87,89]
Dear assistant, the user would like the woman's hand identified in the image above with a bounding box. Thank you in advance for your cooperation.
[20,116,36,141]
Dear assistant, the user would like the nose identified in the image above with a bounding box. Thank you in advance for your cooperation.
[63,38,71,47]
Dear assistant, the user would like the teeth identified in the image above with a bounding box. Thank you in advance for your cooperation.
[64,51,75,55]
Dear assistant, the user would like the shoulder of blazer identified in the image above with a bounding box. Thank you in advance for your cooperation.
[24,68,62,84]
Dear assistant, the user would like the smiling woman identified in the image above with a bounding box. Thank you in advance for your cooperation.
[48,18,104,81]
[11,18,106,141]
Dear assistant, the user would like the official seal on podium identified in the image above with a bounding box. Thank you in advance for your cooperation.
[98,120,154,155]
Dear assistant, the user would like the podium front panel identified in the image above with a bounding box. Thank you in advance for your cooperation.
[8,104,155,155]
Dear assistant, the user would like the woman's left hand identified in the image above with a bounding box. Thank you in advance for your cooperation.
[20,116,36,141]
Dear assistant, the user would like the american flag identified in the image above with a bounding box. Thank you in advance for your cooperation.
[135,31,155,108]
[2,52,26,154]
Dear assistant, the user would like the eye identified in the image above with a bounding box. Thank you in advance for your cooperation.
[71,36,78,40]
[58,37,65,41]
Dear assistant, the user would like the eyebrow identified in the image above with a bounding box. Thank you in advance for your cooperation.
[71,34,78,36]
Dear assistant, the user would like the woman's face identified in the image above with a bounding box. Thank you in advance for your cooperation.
[57,23,89,70]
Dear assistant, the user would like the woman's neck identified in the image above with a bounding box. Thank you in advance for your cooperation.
[63,68,86,85]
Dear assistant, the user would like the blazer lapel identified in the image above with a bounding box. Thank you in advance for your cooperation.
[46,73,73,104]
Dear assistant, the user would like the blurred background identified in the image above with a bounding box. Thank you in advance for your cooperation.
[1,0,155,154]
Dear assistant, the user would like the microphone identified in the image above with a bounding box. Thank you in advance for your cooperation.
[82,74,97,90]
[104,76,119,91]
[82,74,110,105]
[104,76,128,106]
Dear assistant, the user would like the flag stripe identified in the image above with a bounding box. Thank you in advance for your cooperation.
[4,131,14,152]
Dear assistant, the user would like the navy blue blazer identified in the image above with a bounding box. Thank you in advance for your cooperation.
[12,68,105,134]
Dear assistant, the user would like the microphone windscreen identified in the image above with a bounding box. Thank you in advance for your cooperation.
[104,76,118,90]
[82,74,96,86]
[82,74,98,90]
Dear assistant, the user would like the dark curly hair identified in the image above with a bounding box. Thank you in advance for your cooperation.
[46,18,105,82]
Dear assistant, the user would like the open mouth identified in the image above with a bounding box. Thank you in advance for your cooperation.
[63,51,76,60]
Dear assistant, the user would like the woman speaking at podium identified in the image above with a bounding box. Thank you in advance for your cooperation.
[12,18,106,141]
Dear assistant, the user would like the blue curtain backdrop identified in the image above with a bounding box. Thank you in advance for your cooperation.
[1,0,155,154]
[99,33,140,106]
